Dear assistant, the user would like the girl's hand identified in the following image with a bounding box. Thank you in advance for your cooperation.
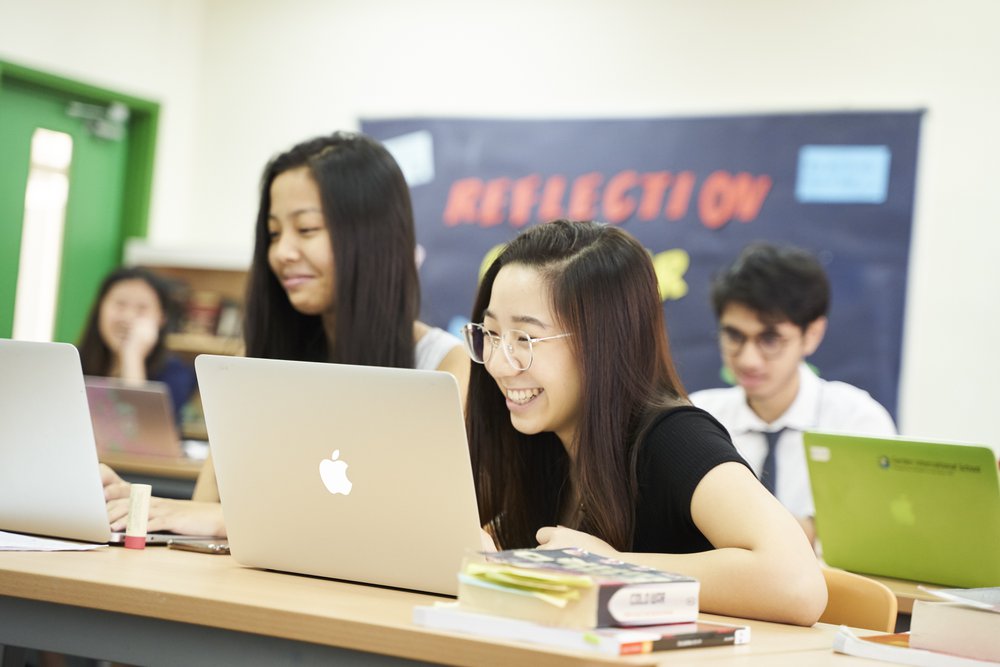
[100,463,131,501]
[535,526,619,557]
[121,315,160,359]
[107,497,226,537]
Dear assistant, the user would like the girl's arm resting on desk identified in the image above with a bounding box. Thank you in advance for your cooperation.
[101,462,227,538]
[107,496,226,537]
[537,462,827,627]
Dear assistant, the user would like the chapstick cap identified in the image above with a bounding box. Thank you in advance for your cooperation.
[124,483,152,550]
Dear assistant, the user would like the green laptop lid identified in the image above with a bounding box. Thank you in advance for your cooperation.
[804,431,1000,588]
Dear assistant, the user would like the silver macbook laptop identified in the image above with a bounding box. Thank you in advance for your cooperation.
[195,355,483,596]
[85,376,184,458]
[0,339,111,543]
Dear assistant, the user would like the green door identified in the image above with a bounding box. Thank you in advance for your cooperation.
[0,65,157,344]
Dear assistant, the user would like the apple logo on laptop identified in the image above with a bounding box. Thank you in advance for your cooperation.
[889,494,916,526]
[319,449,353,496]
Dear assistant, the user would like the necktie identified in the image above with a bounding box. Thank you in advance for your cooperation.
[760,428,785,495]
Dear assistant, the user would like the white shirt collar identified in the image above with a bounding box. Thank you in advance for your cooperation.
[775,363,823,431]
[726,363,822,434]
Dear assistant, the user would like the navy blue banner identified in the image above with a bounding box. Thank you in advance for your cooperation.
[363,113,922,416]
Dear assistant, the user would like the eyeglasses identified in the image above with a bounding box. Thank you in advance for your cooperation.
[718,326,790,359]
[462,322,572,371]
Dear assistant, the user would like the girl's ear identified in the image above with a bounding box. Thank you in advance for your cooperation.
[803,316,827,356]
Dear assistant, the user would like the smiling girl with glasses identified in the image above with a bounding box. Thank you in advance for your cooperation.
[464,220,826,626]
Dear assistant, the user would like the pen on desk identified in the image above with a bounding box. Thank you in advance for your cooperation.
[124,483,152,550]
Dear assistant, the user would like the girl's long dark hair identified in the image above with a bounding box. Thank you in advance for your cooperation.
[243,132,419,368]
[467,220,687,552]
[77,266,173,378]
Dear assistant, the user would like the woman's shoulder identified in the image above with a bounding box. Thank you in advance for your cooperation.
[638,404,741,461]
[413,320,460,344]
[644,404,731,440]
[413,321,462,371]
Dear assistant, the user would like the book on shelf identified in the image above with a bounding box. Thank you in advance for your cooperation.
[183,290,222,335]
[833,626,998,667]
[413,603,748,656]
[214,298,243,338]
[456,547,699,628]
[909,599,1000,663]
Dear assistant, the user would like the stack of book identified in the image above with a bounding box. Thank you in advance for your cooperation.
[833,586,1000,666]
[413,547,750,656]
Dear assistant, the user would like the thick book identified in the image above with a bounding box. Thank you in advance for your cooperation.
[413,603,748,656]
[909,600,1000,663]
[832,626,998,667]
[922,586,1000,612]
[457,547,699,628]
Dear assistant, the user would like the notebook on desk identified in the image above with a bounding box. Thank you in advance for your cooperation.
[85,376,184,458]
[804,430,1000,588]
[195,354,483,596]
[0,339,111,543]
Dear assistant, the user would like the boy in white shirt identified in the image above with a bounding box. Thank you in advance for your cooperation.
[690,243,896,544]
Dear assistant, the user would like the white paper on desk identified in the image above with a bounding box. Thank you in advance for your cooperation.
[0,530,104,551]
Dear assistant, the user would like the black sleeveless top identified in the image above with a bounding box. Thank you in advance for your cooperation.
[632,406,751,553]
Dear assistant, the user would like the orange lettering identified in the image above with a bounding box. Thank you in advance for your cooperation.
[698,171,736,229]
[732,172,772,222]
[602,170,638,224]
[539,176,567,221]
[638,172,672,221]
[568,172,603,220]
[509,174,542,228]
[480,178,511,227]
[666,171,695,221]
[443,178,484,226]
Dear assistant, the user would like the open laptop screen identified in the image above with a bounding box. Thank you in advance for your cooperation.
[85,376,183,458]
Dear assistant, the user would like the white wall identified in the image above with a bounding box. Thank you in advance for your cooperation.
[0,0,206,247]
[3,0,998,445]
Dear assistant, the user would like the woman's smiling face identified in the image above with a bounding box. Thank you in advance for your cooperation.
[267,166,336,315]
[482,263,581,449]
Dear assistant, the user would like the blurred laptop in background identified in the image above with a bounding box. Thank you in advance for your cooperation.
[85,376,184,458]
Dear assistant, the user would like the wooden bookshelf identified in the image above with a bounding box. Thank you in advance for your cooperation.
[166,332,244,357]
[124,239,249,358]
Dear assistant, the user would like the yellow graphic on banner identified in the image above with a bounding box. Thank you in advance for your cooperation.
[652,249,689,302]
[479,243,506,282]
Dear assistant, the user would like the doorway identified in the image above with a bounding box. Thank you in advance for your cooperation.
[0,61,159,343]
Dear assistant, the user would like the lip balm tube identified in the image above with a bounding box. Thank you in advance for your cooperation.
[124,483,152,550]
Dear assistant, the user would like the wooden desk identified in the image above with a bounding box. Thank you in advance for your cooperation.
[0,547,866,666]
[99,452,204,481]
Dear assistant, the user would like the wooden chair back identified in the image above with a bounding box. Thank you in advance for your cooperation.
[820,567,898,632]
